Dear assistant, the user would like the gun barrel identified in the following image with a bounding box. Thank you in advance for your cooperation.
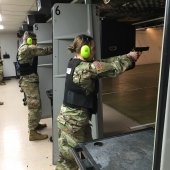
[134,47,149,52]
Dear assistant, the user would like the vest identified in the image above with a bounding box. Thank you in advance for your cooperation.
[17,45,38,76]
[18,57,38,76]
[63,58,98,114]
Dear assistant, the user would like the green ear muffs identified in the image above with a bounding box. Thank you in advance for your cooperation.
[80,45,91,59]
[27,37,33,45]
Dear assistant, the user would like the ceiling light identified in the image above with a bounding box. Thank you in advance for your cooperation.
[136,28,147,31]
[0,25,4,29]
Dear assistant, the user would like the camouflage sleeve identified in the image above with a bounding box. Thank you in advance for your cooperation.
[72,56,134,93]
[19,45,52,58]
[90,54,135,78]
[27,45,52,56]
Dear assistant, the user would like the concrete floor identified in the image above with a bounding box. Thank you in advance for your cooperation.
[0,78,55,170]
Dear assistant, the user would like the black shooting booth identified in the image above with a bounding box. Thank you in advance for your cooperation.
[101,19,135,58]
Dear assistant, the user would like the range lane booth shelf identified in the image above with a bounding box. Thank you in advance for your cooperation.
[72,128,154,170]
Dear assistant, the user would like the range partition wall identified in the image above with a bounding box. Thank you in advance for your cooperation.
[33,23,53,118]
[52,3,101,164]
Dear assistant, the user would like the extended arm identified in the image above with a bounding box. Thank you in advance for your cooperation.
[18,44,52,59]
[28,45,52,56]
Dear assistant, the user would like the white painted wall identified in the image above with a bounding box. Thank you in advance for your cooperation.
[0,32,18,77]
[136,27,163,65]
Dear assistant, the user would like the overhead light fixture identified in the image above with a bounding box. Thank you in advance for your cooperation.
[0,25,4,29]
[0,14,2,22]
[103,0,110,4]
[136,28,147,31]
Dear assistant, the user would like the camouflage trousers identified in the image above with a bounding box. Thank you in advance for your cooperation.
[0,65,3,82]
[56,105,92,170]
[20,73,41,130]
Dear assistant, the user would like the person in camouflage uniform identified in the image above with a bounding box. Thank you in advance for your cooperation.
[55,34,142,170]
[0,55,5,105]
[17,31,53,141]
[0,56,5,105]
[0,57,6,85]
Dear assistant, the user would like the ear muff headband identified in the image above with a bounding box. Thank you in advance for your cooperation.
[27,37,32,45]
[80,45,91,59]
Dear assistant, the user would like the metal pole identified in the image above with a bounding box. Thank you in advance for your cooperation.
[132,17,164,26]
[70,0,84,3]
[153,0,170,169]
[70,0,91,3]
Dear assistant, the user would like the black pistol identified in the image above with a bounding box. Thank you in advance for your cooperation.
[133,47,149,52]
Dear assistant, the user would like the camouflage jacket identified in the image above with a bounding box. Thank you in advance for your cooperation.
[71,55,135,95]
[17,43,52,65]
